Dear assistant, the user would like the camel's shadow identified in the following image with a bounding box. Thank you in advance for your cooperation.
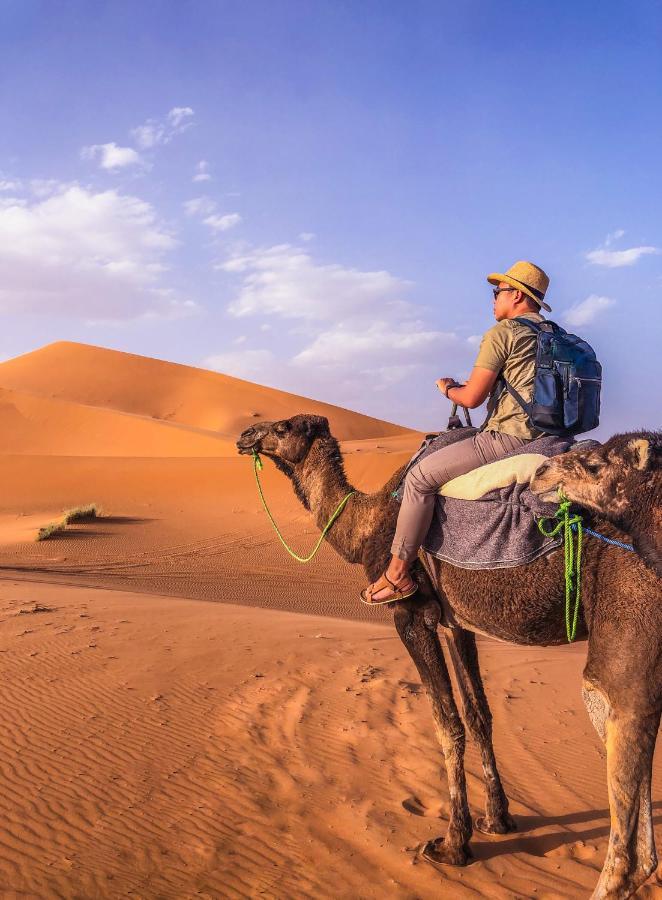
[470,802,662,860]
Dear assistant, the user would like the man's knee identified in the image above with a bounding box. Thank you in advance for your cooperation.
[406,462,448,494]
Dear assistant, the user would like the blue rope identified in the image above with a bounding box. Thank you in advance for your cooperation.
[571,523,634,552]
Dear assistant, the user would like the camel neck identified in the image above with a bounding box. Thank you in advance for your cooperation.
[293,437,355,515]
[627,492,661,576]
[284,435,400,567]
[611,482,661,577]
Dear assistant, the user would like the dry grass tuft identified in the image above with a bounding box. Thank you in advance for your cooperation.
[36,504,101,541]
[36,521,67,541]
[63,504,99,524]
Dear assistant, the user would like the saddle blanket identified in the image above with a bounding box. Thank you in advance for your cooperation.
[396,429,573,570]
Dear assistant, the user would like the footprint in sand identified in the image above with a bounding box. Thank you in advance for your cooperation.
[356,664,383,683]
[546,840,600,861]
[402,795,446,818]
[398,680,422,695]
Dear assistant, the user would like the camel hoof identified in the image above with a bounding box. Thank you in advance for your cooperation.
[421,837,473,869]
[474,814,517,835]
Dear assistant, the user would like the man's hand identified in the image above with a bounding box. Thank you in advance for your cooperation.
[436,377,458,397]
[438,367,499,409]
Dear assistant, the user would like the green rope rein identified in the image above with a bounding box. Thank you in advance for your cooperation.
[251,450,355,563]
[537,490,584,642]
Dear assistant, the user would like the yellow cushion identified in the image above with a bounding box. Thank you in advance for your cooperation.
[439,453,550,501]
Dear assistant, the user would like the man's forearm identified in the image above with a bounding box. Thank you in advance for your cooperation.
[446,384,478,408]
[440,367,497,408]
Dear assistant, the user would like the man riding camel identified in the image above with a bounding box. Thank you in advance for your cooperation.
[362,260,552,604]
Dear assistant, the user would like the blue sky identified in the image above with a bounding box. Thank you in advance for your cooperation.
[1,0,660,436]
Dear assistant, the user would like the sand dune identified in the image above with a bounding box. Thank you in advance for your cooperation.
[0,581,659,898]
[0,340,659,898]
[0,446,419,611]
[0,341,411,441]
[0,386,236,457]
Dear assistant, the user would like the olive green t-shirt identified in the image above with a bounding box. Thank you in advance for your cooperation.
[474,312,544,440]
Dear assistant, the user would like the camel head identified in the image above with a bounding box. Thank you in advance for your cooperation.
[236,414,331,467]
[531,431,661,525]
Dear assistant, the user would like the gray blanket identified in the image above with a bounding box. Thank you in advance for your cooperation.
[396,429,573,570]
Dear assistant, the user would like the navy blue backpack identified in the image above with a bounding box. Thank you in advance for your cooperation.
[495,317,602,436]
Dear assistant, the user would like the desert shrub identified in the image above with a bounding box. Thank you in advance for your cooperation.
[36,521,67,541]
[63,504,99,524]
[36,504,100,541]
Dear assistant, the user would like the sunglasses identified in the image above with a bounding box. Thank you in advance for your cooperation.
[492,286,517,299]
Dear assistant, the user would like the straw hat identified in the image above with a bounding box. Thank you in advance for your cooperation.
[487,261,551,312]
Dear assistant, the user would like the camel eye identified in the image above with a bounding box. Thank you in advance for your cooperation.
[274,422,290,436]
[584,461,602,475]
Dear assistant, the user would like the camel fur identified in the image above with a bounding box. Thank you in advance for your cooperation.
[237,415,661,900]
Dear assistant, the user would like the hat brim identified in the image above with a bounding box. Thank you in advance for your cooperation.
[487,272,552,312]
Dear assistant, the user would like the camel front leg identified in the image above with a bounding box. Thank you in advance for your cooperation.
[443,626,517,835]
[393,597,473,866]
[590,706,659,900]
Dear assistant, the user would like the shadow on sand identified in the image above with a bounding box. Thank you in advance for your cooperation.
[470,802,662,861]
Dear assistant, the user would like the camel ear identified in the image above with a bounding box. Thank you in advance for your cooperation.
[304,416,329,437]
[627,438,650,471]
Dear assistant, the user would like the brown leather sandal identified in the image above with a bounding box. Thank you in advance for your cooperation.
[360,572,418,605]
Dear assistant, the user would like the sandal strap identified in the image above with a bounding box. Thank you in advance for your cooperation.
[362,573,417,604]
[368,573,394,597]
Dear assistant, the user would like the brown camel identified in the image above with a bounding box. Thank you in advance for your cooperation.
[236,415,661,899]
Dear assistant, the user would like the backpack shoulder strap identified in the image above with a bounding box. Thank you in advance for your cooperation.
[513,315,542,332]
[513,315,562,331]
[479,375,533,430]
[500,377,532,417]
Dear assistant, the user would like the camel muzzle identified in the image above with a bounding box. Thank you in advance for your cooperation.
[236,426,262,455]
[237,422,275,455]
[530,458,562,501]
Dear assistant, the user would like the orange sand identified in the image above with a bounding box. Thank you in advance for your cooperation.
[0,342,659,898]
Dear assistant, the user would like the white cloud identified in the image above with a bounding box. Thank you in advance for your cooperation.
[0,184,194,320]
[131,106,195,149]
[204,348,276,380]
[81,143,144,171]
[0,196,26,210]
[0,179,21,192]
[299,231,315,242]
[193,160,211,182]
[210,243,472,398]
[587,246,659,267]
[563,294,616,327]
[586,232,659,268]
[467,334,482,346]
[203,322,467,399]
[222,243,412,321]
[30,178,68,198]
[167,106,194,128]
[184,196,216,217]
[183,198,241,233]
[204,212,242,232]
[604,229,625,246]
[292,321,458,370]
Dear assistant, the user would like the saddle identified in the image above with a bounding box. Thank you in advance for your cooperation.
[398,429,598,571]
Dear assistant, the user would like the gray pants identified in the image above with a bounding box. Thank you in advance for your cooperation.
[391,430,529,563]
